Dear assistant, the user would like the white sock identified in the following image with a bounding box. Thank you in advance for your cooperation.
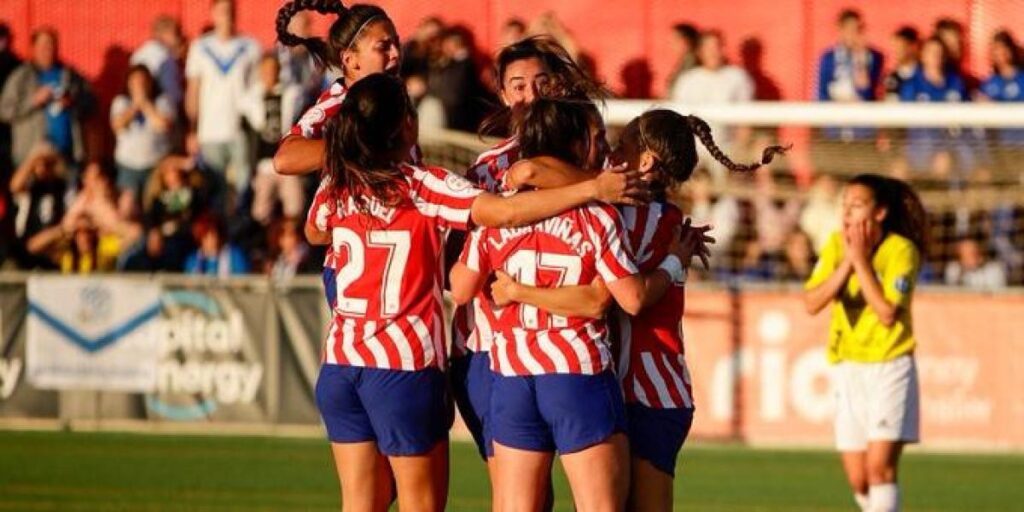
[854,492,870,511]
[868,483,900,512]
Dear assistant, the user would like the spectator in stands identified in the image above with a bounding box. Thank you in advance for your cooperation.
[817,9,884,104]
[899,37,985,180]
[241,53,305,225]
[781,230,815,281]
[672,30,753,182]
[120,225,180,272]
[945,236,1007,289]
[752,169,801,261]
[0,23,20,267]
[799,174,841,252]
[528,12,596,78]
[402,17,444,79]
[131,15,185,109]
[688,169,740,260]
[185,0,261,210]
[884,26,920,101]
[8,143,66,268]
[0,27,95,173]
[500,18,527,47]
[666,23,700,97]
[933,17,977,93]
[110,65,175,213]
[26,162,141,273]
[141,155,203,271]
[184,215,249,276]
[267,218,317,282]
[979,30,1024,157]
[406,73,446,133]
[428,26,489,132]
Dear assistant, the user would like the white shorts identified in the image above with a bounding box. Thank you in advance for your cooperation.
[832,354,920,451]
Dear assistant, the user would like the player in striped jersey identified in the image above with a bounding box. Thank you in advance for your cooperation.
[448,40,615,505]
[306,74,646,512]
[491,110,788,511]
[273,1,422,176]
[449,98,706,512]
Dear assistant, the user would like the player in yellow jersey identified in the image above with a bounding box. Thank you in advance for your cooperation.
[804,174,927,512]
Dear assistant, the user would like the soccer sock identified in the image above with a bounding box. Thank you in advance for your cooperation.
[854,492,870,511]
[868,483,900,512]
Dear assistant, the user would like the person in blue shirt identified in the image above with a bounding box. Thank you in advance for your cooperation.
[899,37,987,181]
[184,216,249,276]
[979,30,1024,148]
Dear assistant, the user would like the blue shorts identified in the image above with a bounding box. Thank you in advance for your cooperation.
[490,370,626,454]
[450,351,495,459]
[315,364,448,456]
[626,403,694,476]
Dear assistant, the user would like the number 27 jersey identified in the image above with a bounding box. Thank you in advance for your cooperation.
[308,164,481,371]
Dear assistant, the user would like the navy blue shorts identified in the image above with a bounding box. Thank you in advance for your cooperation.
[626,403,694,476]
[450,351,495,459]
[490,370,626,454]
[315,364,448,456]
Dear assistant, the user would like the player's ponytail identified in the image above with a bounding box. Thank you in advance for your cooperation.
[276,0,395,71]
[848,174,929,253]
[686,115,790,173]
[323,73,414,211]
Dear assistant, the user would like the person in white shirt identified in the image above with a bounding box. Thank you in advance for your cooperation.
[240,53,305,225]
[184,0,260,212]
[671,30,753,182]
[945,237,1007,290]
[110,64,174,211]
[130,15,184,109]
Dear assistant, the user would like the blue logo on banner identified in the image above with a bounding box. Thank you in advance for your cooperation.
[28,300,161,354]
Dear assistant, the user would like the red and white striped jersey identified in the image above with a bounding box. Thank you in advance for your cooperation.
[308,163,482,371]
[451,137,521,357]
[462,203,639,376]
[289,78,422,163]
[614,202,694,409]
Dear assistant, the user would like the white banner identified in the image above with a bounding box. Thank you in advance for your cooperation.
[26,276,161,392]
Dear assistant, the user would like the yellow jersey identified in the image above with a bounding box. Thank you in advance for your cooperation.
[805,231,920,364]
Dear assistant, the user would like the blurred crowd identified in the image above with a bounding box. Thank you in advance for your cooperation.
[0,6,1020,288]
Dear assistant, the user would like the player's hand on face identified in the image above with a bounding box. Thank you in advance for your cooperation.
[595,164,650,206]
[845,220,869,262]
[490,270,518,307]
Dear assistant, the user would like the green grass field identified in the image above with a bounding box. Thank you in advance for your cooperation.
[0,431,1022,511]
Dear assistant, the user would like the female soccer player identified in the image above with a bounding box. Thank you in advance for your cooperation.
[491,110,787,512]
[449,98,708,512]
[804,174,927,512]
[307,74,643,512]
[449,36,611,488]
[273,0,408,175]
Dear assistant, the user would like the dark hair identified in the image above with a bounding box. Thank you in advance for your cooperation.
[276,0,395,71]
[122,64,160,101]
[672,23,700,47]
[622,110,789,197]
[323,73,414,211]
[517,98,599,168]
[992,29,1023,69]
[934,17,963,34]
[480,36,608,136]
[847,174,928,252]
[922,35,952,69]
[0,22,11,41]
[838,9,862,25]
[894,26,919,43]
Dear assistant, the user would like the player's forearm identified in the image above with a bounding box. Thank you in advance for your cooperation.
[471,181,598,228]
[852,258,898,326]
[606,271,672,316]
[508,283,610,319]
[507,157,593,190]
[274,136,325,176]
[804,261,852,314]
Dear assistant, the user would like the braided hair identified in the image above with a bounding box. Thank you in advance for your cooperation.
[275,0,395,72]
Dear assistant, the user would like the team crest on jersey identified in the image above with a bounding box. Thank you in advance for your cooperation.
[894,275,911,294]
[306,107,326,125]
[445,173,472,193]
